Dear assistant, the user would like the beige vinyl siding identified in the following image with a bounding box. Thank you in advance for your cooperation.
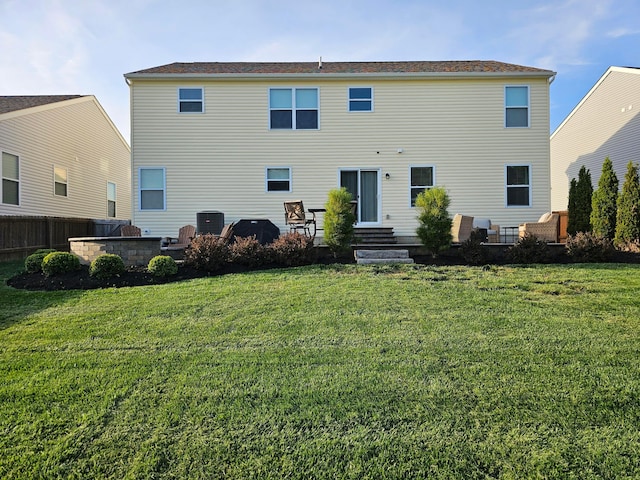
[551,68,640,211]
[0,97,131,219]
[131,76,551,238]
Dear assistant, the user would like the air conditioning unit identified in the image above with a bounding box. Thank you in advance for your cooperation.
[197,211,224,235]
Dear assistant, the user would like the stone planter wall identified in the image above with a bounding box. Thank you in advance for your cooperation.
[69,237,162,266]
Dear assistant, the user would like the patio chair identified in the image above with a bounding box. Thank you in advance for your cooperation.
[217,222,235,244]
[164,224,196,249]
[284,200,316,237]
[473,218,500,243]
[121,225,141,237]
[519,212,559,242]
[451,214,474,243]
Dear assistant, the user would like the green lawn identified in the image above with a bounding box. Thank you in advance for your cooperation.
[1,261,639,479]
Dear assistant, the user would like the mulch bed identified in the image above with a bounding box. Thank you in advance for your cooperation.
[6,249,639,292]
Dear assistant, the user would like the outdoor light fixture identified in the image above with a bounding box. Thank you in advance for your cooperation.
[385,173,390,180]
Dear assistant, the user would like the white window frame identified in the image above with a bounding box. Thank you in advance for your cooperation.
[504,85,530,128]
[138,167,166,211]
[265,167,292,193]
[178,87,204,113]
[107,181,116,218]
[1,150,20,206]
[268,87,319,130]
[409,165,435,207]
[348,87,374,112]
[505,164,532,207]
[53,165,68,197]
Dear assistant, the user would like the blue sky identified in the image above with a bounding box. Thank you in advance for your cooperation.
[2,0,639,141]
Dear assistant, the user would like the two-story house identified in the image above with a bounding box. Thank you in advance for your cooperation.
[124,60,555,242]
[0,95,131,220]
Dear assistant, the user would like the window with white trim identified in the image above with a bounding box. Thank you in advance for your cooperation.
[269,88,318,129]
[266,167,291,192]
[139,168,166,210]
[410,166,434,206]
[54,166,68,197]
[506,165,531,206]
[505,86,529,128]
[178,87,204,113]
[349,87,373,112]
[107,181,116,217]
[1,151,19,205]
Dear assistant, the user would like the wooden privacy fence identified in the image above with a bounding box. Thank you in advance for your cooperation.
[0,216,129,261]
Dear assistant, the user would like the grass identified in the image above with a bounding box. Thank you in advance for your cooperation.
[1,260,640,479]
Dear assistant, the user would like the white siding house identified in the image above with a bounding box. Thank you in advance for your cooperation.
[551,66,640,211]
[125,61,555,242]
[0,95,131,220]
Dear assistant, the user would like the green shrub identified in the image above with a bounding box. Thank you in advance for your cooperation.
[567,165,593,235]
[184,234,230,272]
[25,249,57,273]
[147,255,178,278]
[42,251,81,277]
[323,187,356,257]
[460,230,492,266]
[565,232,614,263]
[415,186,453,257]
[506,234,551,264]
[268,232,316,267]
[591,157,618,239]
[89,254,125,280]
[614,161,640,246]
[229,236,269,267]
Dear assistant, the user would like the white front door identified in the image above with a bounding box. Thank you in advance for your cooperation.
[339,169,380,225]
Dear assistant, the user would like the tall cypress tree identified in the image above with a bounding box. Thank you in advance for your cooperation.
[614,161,640,245]
[567,166,593,235]
[591,157,618,239]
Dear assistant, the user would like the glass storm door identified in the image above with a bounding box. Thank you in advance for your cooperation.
[340,169,380,224]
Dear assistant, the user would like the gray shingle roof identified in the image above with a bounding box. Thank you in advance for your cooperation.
[0,95,85,115]
[126,60,555,77]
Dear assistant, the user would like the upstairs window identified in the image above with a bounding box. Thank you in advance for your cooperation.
[269,88,318,130]
[506,165,531,207]
[266,167,292,192]
[349,87,373,111]
[178,87,204,113]
[2,151,19,205]
[107,181,116,217]
[505,86,529,128]
[139,167,166,210]
[54,166,68,197]
[410,166,434,206]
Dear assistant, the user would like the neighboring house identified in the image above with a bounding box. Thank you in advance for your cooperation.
[124,61,555,242]
[551,66,640,211]
[0,95,131,220]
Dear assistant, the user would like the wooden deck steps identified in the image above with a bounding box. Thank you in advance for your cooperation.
[355,249,414,265]
[353,227,397,244]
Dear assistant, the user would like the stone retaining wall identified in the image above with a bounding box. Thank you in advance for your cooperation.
[69,237,162,267]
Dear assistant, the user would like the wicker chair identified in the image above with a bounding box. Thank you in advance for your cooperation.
[121,225,141,236]
[519,213,559,242]
[451,214,474,243]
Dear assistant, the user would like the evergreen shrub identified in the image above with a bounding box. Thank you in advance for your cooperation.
[90,254,125,280]
[506,234,550,264]
[42,252,81,277]
[323,187,356,257]
[25,249,57,273]
[415,186,452,257]
[147,255,178,277]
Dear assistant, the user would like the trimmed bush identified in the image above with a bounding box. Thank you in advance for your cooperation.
[415,186,453,257]
[147,255,178,278]
[323,187,356,257]
[565,232,614,263]
[269,232,316,267]
[184,234,230,272]
[42,252,81,277]
[567,166,593,235]
[460,230,492,266]
[614,161,640,246]
[90,254,125,280]
[591,157,618,240]
[25,249,57,273]
[506,234,550,264]
[229,236,269,267]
